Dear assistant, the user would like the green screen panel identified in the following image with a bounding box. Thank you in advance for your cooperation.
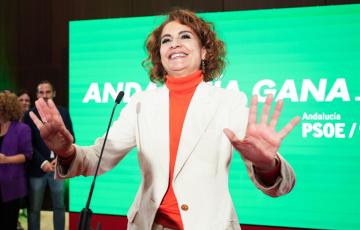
[69,4,360,229]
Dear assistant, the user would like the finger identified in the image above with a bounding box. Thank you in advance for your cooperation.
[223,128,242,145]
[45,165,52,172]
[47,99,65,123]
[260,94,273,125]
[29,111,44,130]
[248,95,258,125]
[35,99,51,123]
[279,116,301,139]
[60,126,74,144]
[44,163,50,171]
[269,99,284,128]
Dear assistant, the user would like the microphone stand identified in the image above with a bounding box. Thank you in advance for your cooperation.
[78,91,124,230]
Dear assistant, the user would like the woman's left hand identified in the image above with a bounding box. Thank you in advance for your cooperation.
[224,94,300,171]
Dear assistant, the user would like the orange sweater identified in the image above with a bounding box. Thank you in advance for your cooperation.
[154,70,203,229]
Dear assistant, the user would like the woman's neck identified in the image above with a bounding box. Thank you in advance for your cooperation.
[0,120,11,136]
[166,70,203,93]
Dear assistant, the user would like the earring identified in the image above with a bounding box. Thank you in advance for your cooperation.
[201,59,206,73]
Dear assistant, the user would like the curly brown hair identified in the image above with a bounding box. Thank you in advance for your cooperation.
[0,91,22,122]
[143,9,225,84]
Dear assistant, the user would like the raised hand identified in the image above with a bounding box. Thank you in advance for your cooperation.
[29,98,74,158]
[224,94,300,171]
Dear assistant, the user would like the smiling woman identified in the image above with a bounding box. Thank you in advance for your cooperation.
[143,9,225,83]
[30,8,299,230]
[159,21,206,78]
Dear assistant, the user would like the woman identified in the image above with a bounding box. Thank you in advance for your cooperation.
[17,90,32,230]
[0,91,33,229]
[17,90,32,114]
[30,9,300,230]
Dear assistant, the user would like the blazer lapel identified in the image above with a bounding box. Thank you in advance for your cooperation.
[173,82,220,181]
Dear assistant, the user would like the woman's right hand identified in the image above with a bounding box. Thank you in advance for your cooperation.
[30,98,74,158]
[0,153,6,164]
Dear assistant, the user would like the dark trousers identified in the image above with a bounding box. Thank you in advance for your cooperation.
[0,195,21,230]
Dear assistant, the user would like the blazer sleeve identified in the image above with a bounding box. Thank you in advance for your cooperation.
[55,92,141,179]
[244,155,296,197]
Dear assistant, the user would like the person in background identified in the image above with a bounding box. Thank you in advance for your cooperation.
[17,90,32,114]
[0,91,33,230]
[16,90,32,229]
[23,81,75,230]
[30,9,300,230]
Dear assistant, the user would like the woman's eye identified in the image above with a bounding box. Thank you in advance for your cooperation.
[161,38,171,44]
[181,34,191,39]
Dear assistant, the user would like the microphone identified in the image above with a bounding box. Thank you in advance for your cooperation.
[78,91,125,230]
[115,91,124,104]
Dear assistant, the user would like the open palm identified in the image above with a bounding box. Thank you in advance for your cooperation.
[224,94,300,170]
[30,98,74,157]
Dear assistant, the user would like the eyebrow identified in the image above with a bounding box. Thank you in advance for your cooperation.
[161,30,194,40]
[38,90,52,93]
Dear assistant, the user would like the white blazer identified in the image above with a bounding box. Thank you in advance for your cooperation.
[56,82,295,230]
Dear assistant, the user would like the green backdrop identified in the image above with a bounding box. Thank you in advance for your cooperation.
[69,4,360,229]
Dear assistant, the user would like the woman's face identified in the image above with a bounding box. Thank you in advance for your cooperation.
[160,21,206,77]
[18,93,31,112]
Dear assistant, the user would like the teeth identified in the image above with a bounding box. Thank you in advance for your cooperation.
[170,53,187,59]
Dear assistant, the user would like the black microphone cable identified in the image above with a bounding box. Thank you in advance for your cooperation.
[78,91,125,230]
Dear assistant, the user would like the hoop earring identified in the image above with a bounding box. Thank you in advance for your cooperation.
[201,59,206,73]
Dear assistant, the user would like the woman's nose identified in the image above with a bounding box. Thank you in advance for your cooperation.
[170,38,181,48]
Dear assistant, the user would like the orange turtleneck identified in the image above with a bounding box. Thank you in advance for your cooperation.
[154,70,203,230]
